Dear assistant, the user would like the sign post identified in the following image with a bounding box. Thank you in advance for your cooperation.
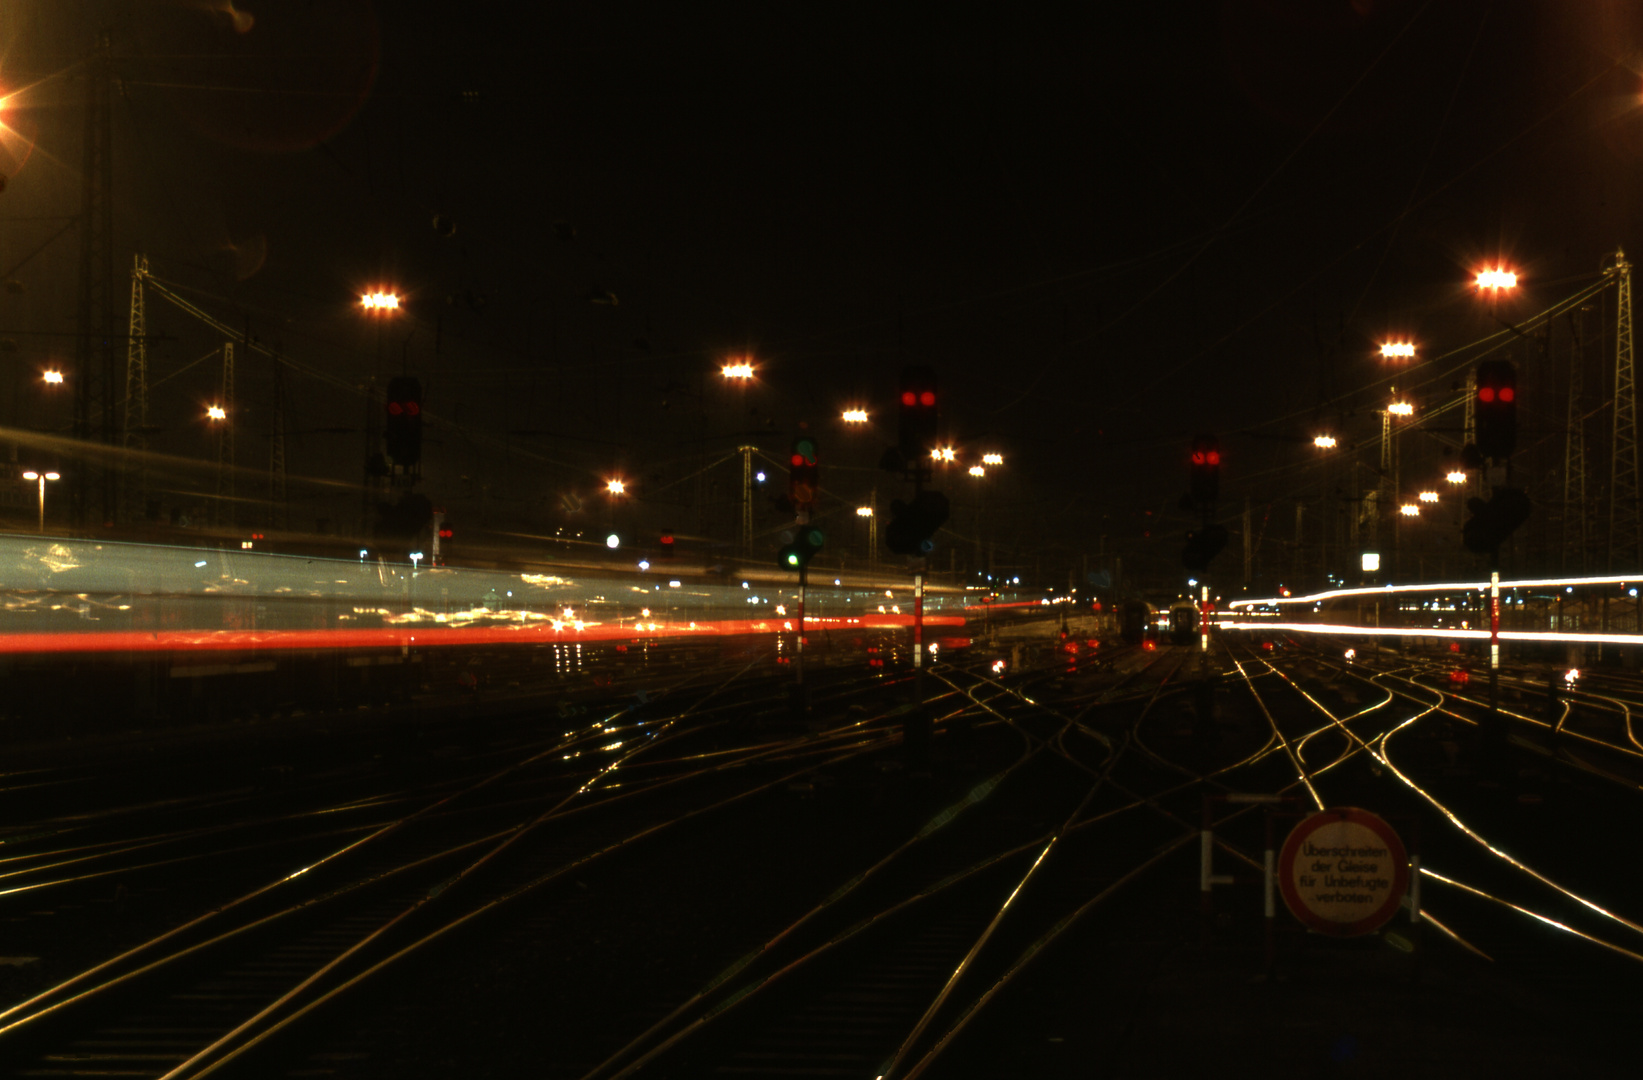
[1277,807,1409,937]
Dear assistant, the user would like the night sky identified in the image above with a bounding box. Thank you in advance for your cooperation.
[4,1,1643,589]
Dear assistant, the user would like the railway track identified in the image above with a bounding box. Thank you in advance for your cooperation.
[2,628,1635,1077]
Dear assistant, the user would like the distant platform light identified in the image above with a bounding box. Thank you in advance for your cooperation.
[1418,491,1439,503]
[982,453,1004,465]
[1476,269,1518,290]
[931,446,956,462]
[1313,435,1337,449]
[1400,504,1420,516]
[968,465,985,477]
[1447,470,1467,484]
[606,478,626,495]
[1380,342,1416,358]
[361,291,399,311]
[1388,401,1414,416]
[42,370,63,385]
[206,404,227,421]
[856,506,873,516]
[842,408,869,423]
[721,360,755,379]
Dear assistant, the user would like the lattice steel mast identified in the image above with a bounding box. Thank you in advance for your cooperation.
[1563,308,1589,574]
[122,254,149,519]
[1607,249,1638,571]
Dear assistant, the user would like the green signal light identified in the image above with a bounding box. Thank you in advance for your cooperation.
[784,552,801,566]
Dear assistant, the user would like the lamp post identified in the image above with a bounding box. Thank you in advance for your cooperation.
[21,470,59,533]
[856,504,875,570]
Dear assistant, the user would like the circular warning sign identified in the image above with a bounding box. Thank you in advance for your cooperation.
[1278,807,1409,936]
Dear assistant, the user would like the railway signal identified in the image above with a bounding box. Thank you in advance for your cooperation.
[1463,486,1531,553]
[1182,523,1229,571]
[1189,435,1220,507]
[778,525,825,570]
[885,489,950,555]
[789,436,819,512]
[1474,360,1517,460]
[659,532,675,558]
[385,376,423,468]
[898,366,939,463]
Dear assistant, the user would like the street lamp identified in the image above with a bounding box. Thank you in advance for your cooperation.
[206,404,227,421]
[1388,401,1414,417]
[1418,491,1439,503]
[981,453,1004,466]
[1476,268,1518,290]
[1400,503,1420,517]
[42,369,63,385]
[842,409,868,423]
[856,504,876,562]
[721,359,755,379]
[21,469,58,533]
[361,291,400,311]
[930,446,956,463]
[1380,342,1416,359]
[606,478,626,496]
[968,465,985,477]
[1446,470,1466,484]
[1313,434,1337,449]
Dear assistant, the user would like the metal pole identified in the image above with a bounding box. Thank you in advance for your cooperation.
[1489,558,1501,709]
[797,561,806,686]
[1264,812,1276,977]
[1200,795,1214,943]
[913,568,925,669]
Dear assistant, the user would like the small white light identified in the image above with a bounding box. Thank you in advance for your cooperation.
[638,559,650,571]
[605,533,620,549]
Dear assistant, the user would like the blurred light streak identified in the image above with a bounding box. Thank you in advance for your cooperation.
[1230,573,1643,610]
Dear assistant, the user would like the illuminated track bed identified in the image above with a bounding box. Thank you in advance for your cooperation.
[1232,635,1643,1019]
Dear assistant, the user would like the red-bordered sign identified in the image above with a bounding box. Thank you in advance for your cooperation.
[1278,807,1408,936]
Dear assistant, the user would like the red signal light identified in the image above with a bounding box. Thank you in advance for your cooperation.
[387,401,403,415]
[1499,387,1514,403]
[901,390,917,407]
[1478,387,1495,403]
[406,401,420,416]
[919,391,935,407]
[1206,450,1220,465]
[791,453,804,466]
